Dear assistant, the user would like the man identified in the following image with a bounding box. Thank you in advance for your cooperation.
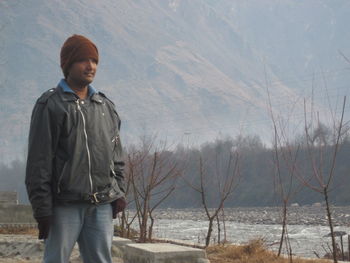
[25,34,126,263]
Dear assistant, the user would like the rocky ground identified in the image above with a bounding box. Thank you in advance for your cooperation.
[1,206,349,262]
[152,206,350,226]
[0,234,123,263]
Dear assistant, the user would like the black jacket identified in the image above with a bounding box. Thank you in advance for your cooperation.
[25,86,125,219]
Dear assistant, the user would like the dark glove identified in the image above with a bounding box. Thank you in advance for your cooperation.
[36,216,52,240]
[111,197,126,219]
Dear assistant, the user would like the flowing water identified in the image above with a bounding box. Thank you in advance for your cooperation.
[128,206,350,258]
[152,218,350,258]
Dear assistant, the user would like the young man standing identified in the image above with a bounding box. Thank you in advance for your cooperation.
[25,34,126,263]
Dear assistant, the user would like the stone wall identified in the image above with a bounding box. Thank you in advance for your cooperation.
[0,204,35,223]
[0,191,18,205]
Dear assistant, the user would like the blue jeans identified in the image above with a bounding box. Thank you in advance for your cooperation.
[43,203,113,263]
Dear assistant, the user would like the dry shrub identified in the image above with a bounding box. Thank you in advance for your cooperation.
[0,226,37,236]
[113,224,138,240]
[207,239,278,263]
[206,239,329,263]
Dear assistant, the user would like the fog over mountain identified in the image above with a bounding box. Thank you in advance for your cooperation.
[1,0,350,162]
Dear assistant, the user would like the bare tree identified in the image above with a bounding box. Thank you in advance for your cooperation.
[117,149,141,238]
[128,136,181,242]
[296,96,347,263]
[266,85,304,259]
[184,140,240,247]
[147,178,176,240]
[270,118,304,259]
[266,61,347,261]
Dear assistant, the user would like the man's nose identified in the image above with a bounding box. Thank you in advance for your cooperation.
[86,59,96,69]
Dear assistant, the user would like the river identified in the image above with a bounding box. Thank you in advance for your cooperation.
[129,206,350,258]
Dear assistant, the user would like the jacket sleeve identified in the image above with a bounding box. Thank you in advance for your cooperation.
[112,112,126,196]
[25,100,56,219]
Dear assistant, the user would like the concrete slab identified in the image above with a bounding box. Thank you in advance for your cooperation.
[112,236,133,246]
[123,243,209,263]
[112,237,133,258]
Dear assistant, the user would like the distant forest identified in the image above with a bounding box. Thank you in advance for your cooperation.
[1,125,350,207]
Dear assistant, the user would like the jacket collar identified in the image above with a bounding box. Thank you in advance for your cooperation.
[57,79,99,102]
[91,93,104,104]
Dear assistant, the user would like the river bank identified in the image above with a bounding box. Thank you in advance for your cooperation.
[1,206,349,261]
[127,206,350,258]
[0,233,343,263]
[151,206,350,226]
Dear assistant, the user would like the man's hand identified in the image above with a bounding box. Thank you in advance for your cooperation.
[36,216,52,240]
[111,197,126,219]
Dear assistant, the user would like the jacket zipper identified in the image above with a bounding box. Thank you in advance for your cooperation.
[111,135,119,145]
[76,99,93,193]
[110,135,119,177]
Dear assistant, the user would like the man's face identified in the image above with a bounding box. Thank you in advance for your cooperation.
[67,58,97,86]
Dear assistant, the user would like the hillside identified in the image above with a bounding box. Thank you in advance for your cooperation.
[0,0,349,162]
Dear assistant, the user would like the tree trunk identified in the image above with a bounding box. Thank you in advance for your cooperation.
[347,235,350,261]
[205,217,214,247]
[120,211,126,237]
[140,196,149,242]
[340,235,344,261]
[216,214,221,244]
[278,202,288,256]
[324,188,338,263]
[127,223,132,238]
[284,227,293,263]
[148,212,154,241]
[222,208,227,243]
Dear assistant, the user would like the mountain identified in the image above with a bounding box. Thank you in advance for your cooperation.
[1,0,349,162]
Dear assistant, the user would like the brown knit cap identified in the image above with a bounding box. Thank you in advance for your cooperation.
[60,34,99,78]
